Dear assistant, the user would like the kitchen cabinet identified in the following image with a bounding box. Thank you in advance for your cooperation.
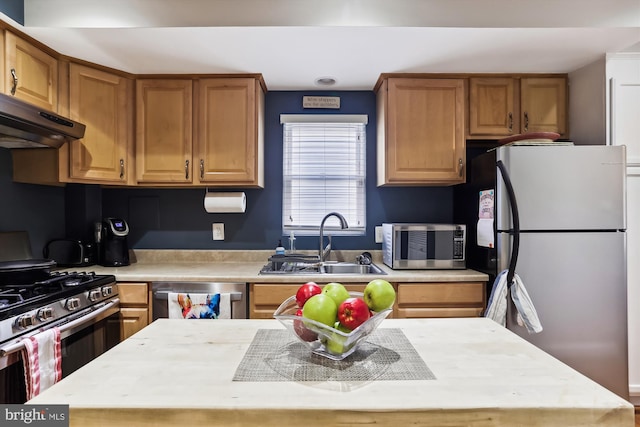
[136,76,265,187]
[66,63,133,184]
[117,282,151,340]
[4,31,58,111]
[468,76,568,139]
[376,76,466,186]
[135,79,193,183]
[249,283,366,319]
[395,282,486,318]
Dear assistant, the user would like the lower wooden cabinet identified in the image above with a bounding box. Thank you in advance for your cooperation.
[395,282,486,318]
[250,282,486,319]
[249,283,366,319]
[117,282,150,340]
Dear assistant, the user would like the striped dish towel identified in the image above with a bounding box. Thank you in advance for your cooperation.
[485,270,543,334]
[21,327,62,400]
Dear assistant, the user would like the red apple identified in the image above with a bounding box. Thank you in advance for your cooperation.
[337,297,371,330]
[295,282,322,308]
[293,308,318,342]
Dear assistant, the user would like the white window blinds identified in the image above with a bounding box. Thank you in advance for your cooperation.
[281,114,367,236]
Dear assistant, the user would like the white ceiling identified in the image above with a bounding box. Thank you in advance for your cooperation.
[2,0,640,90]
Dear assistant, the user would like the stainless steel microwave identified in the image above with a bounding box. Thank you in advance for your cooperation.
[381,223,466,269]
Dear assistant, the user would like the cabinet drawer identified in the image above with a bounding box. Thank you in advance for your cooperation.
[397,307,484,318]
[397,282,484,305]
[118,282,148,305]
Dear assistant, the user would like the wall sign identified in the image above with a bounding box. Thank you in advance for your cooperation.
[302,96,340,109]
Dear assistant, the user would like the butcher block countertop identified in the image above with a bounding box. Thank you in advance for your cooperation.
[75,249,489,283]
[28,318,633,427]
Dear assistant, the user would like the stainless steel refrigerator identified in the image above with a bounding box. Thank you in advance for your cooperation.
[455,144,629,400]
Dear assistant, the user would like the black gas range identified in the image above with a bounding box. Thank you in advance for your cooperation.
[0,270,118,349]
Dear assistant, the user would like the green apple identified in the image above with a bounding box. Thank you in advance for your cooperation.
[322,282,350,307]
[325,321,351,355]
[302,294,337,327]
[364,279,396,312]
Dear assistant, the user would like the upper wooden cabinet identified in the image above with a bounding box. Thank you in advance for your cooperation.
[4,32,58,111]
[136,79,193,184]
[67,63,133,184]
[136,76,264,187]
[468,76,568,139]
[195,78,264,186]
[376,77,466,186]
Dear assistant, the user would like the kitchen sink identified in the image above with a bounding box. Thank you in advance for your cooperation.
[320,262,386,275]
[259,258,386,275]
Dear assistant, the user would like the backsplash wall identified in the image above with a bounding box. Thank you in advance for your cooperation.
[102,91,455,250]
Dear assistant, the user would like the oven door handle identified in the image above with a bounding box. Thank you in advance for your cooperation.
[0,298,120,357]
[153,290,243,302]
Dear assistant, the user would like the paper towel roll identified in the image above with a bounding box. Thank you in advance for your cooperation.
[204,192,246,213]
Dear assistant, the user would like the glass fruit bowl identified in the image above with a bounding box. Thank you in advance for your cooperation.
[273,292,392,361]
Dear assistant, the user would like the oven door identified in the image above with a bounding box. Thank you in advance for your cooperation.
[0,298,121,403]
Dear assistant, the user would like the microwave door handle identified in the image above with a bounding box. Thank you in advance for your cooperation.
[496,160,520,289]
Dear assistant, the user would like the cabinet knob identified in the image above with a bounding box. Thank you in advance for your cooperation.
[185,159,190,180]
[10,68,18,96]
[119,159,125,180]
[508,112,513,134]
[523,112,529,132]
[458,158,464,177]
[200,159,204,180]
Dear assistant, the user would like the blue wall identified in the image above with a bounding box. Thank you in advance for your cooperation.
[2,91,454,253]
[0,148,65,255]
[0,1,23,25]
[102,91,454,250]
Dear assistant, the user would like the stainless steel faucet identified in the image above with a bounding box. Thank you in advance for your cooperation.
[319,212,348,263]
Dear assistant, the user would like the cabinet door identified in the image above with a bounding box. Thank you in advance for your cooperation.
[195,78,263,186]
[4,32,58,111]
[120,308,149,340]
[136,79,193,183]
[521,77,568,137]
[381,78,465,185]
[68,64,131,183]
[468,77,518,137]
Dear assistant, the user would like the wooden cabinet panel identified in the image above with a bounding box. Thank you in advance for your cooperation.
[4,32,57,111]
[521,77,567,136]
[468,76,568,139]
[118,282,150,340]
[136,79,193,183]
[68,63,132,183]
[195,78,263,186]
[469,77,517,136]
[396,282,486,319]
[378,77,465,186]
[249,283,366,319]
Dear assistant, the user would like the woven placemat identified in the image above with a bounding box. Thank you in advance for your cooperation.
[232,328,435,382]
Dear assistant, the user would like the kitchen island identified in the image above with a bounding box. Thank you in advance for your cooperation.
[27,318,634,426]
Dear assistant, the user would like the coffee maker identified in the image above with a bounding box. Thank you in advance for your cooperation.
[97,218,130,267]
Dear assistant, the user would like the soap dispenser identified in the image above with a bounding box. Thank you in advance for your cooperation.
[275,240,285,256]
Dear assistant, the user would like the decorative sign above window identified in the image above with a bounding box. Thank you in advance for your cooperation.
[302,96,340,109]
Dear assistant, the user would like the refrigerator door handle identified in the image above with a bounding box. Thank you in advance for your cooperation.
[496,160,520,288]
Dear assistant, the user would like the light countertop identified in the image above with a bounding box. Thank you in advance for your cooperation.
[28,318,633,427]
[76,249,489,283]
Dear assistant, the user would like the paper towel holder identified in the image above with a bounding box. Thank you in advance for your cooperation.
[203,189,247,213]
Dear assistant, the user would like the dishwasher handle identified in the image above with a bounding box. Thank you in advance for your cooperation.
[153,290,244,302]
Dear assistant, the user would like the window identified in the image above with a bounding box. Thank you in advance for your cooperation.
[280,114,367,236]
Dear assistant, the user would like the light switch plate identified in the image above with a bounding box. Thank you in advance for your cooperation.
[212,223,225,240]
[375,226,383,243]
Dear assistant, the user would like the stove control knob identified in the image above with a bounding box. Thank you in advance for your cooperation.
[66,298,81,311]
[37,307,54,321]
[16,314,35,329]
[88,289,102,302]
[102,286,113,297]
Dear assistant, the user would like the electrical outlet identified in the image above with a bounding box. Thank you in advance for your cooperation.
[375,226,383,243]
[212,223,225,241]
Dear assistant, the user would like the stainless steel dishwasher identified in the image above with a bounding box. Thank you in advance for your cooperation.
[151,282,248,320]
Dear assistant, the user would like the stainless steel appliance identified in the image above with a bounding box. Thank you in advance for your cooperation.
[152,282,248,320]
[0,265,120,403]
[0,92,86,149]
[455,144,628,399]
[99,218,130,267]
[381,223,466,269]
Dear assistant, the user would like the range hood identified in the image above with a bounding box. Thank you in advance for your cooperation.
[0,92,86,149]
